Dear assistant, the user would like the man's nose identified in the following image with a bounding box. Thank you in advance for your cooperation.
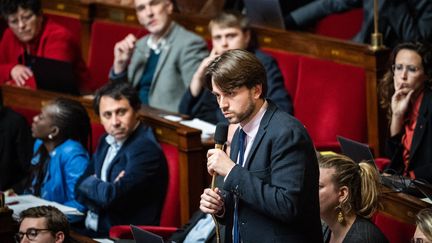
[219,96,228,109]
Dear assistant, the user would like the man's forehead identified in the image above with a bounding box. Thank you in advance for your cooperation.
[99,96,131,112]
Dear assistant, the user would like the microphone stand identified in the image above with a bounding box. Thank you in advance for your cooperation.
[211,143,224,243]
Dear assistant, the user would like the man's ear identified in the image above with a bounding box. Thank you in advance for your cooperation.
[252,84,263,99]
[54,231,65,243]
[338,186,349,204]
[166,0,174,14]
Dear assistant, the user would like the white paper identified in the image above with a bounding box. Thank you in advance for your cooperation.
[5,195,83,217]
[93,239,114,243]
[162,114,183,122]
[180,118,216,139]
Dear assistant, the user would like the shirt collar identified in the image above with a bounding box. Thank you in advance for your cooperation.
[146,22,174,54]
[240,100,268,138]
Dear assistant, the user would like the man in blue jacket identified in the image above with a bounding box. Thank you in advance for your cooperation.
[76,81,168,237]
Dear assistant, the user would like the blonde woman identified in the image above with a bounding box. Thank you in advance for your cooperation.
[318,153,388,243]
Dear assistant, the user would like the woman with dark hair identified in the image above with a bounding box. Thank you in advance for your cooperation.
[318,153,388,243]
[378,41,432,183]
[26,98,91,213]
[0,0,90,91]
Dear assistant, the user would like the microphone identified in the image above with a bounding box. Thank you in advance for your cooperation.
[211,122,228,243]
[214,122,228,150]
[211,122,228,188]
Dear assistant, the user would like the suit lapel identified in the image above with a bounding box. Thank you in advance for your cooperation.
[244,102,276,169]
[410,88,432,161]
[150,23,177,92]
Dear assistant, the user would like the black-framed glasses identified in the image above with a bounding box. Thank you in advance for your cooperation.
[15,228,52,242]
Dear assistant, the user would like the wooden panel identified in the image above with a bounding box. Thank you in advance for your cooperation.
[379,186,430,224]
[1,85,206,225]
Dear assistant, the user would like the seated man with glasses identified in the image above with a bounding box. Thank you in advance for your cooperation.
[16,205,72,243]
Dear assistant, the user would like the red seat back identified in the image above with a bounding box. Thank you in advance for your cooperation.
[44,13,82,44]
[294,56,367,151]
[314,8,363,40]
[262,48,301,100]
[159,143,181,227]
[87,20,148,91]
[372,213,416,243]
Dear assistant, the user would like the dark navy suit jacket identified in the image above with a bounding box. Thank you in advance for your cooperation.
[218,101,322,243]
[76,123,168,235]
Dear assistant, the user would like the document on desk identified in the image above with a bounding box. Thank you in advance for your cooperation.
[5,195,83,217]
[180,118,216,139]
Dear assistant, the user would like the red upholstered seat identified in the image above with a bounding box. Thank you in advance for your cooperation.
[293,56,367,151]
[87,20,148,92]
[90,123,106,153]
[314,8,363,40]
[109,142,180,240]
[372,213,416,243]
[44,13,82,44]
[262,48,301,100]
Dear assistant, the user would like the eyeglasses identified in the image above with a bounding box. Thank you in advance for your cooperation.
[411,238,431,243]
[392,64,422,74]
[7,13,36,27]
[15,228,52,242]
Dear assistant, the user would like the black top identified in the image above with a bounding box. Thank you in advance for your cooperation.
[322,217,389,243]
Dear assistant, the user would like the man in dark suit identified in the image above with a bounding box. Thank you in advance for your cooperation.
[76,81,168,237]
[200,49,323,243]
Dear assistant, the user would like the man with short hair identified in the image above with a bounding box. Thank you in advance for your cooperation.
[110,0,208,112]
[76,81,168,237]
[179,11,293,124]
[16,205,71,243]
[199,49,323,242]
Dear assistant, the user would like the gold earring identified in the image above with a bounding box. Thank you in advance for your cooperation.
[337,205,344,224]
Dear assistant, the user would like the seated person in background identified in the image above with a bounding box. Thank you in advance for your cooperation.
[0,92,33,193]
[76,81,168,237]
[16,205,72,243]
[109,0,208,112]
[25,98,90,214]
[414,208,432,243]
[378,42,432,183]
[0,0,91,91]
[179,11,293,124]
[318,153,388,243]
[285,0,432,48]
[169,210,219,243]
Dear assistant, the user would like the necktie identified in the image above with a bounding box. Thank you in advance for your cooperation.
[233,129,246,243]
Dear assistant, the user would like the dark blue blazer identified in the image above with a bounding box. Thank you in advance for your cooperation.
[76,123,168,235]
[178,50,293,124]
[218,102,323,243]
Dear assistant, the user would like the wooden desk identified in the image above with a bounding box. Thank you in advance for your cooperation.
[1,85,207,225]
[379,185,430,224]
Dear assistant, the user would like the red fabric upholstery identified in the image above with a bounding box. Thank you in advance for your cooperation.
[87,20,148,91]
[375,157,391,172]
[90,123,105,153]
[262,48,301,100]
[44,13,82,44]
[314,8,363,40]
[372,212,416,243]
[294,56,367,151]
[109,142,180,240]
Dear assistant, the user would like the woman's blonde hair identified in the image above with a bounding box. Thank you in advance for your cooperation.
[318,153,381,218]
[416,208,432,241]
